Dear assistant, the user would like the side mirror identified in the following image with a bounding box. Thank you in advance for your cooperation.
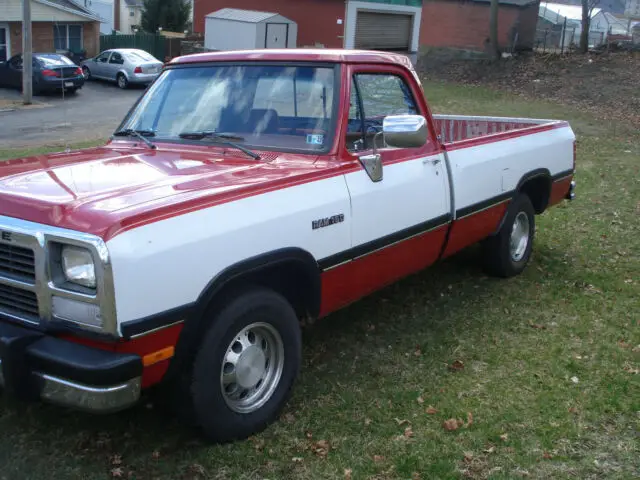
[383,114,428,148]
[357,114,428,184]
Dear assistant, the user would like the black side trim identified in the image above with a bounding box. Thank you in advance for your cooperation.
[455,192,513,219]
[121,303,195,340]
[551,169,574,181]
[318,213,451,271]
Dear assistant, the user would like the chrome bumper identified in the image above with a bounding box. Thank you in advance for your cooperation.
[0,359,141,413]
[566,180,576,200]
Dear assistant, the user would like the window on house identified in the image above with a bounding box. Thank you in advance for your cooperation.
[53,25,83,51]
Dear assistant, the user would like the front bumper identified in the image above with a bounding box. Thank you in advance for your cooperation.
[0,321,142,413]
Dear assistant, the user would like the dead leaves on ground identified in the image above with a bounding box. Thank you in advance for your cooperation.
[443,412,474,432]
[312,440,330,459]
[448,360,465,372]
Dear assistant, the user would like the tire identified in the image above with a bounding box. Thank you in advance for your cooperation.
[116,73,128,89]
[82,66,91,80]
[482,193,535,278]
[188,287,302,443]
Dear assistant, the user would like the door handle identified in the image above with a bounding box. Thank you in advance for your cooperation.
[423,158,441,165]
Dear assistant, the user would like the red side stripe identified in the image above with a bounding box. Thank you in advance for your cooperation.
[319,225,448,316]
[442,202,509,259]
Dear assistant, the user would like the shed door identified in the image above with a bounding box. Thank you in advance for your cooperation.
[354,11,412,50]
[266,23,288,48]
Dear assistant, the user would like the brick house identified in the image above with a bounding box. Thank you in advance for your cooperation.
[0,0,102,63]
[193,0,540,53]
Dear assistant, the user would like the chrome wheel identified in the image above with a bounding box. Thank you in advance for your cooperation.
[509,211,530,262]
[220,322,284,414]
[82,66,90,80]
[117,75,127,89]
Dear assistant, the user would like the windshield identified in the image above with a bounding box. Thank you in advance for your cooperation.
[119,64,337,153]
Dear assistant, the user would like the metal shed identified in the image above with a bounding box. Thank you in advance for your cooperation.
[205,8,298,51]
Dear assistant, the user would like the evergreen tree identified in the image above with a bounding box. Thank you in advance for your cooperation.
[141,0,191,33]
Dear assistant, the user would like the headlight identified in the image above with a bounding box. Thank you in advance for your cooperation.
[61,246,96,288]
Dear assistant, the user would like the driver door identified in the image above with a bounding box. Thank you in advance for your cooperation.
[326,65,451,309]
[92,51,110,78]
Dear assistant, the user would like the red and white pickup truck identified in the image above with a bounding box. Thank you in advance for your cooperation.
[0,49,575,442]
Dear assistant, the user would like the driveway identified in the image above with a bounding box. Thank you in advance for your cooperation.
[0,81,144,148]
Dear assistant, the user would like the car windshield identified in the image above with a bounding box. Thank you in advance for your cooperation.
[36,54,75,66]
[119,64,337,153]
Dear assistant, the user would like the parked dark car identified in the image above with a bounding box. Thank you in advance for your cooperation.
[0,53,85,94]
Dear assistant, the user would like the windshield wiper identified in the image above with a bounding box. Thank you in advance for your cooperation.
[113,129,157,150]
[178,131,260,160]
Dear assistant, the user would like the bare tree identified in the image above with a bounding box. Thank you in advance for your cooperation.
[489,0,500,60]
[580,0,601,53]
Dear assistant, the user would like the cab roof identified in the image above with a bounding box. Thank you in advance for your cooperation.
[169,49,414,69]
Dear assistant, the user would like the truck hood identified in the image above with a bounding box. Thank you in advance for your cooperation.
[0,144,330,240]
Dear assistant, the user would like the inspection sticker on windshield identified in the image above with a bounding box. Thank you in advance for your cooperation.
[306,134,324,146]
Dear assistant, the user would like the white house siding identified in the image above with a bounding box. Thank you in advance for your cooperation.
[1,0,91,22]
[84,0,114,33]
[119,2,142,33]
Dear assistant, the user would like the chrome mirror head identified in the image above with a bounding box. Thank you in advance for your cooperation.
[383,115,428,149]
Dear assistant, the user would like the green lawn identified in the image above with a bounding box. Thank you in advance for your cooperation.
[0,82,638,480]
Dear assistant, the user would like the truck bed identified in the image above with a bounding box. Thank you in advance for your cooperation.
[432,114,567,147]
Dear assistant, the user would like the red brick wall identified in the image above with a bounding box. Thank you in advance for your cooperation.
[194,0,346,48]
[420,0,537,51]
[8,21,100,57]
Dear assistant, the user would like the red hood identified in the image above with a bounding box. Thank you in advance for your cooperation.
[0,144,335,240]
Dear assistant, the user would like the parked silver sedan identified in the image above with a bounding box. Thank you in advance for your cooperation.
[81,48,163,89]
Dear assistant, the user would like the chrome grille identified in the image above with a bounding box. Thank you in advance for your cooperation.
[0,283,39,322]
[0,243,36,283]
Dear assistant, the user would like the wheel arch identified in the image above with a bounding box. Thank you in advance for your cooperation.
[492,168,551,235]
[170,247,321,372]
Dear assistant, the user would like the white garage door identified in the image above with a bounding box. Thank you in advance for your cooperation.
[354,11,412,51]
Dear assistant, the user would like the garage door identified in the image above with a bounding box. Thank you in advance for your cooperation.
[354,11,412,50]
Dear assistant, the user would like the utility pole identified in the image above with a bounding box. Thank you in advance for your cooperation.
[22,0,33,105]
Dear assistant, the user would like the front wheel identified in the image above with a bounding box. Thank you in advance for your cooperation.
[482,193,535,277]
[190,287,301,443]
[82,66,91,80]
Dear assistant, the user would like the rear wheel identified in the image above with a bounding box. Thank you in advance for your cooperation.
[482,193,535,278]
[188,287,301,443]
[117,73,128,89]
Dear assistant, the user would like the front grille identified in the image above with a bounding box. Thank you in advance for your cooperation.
[0,243,36,282]
[0,283,39,321]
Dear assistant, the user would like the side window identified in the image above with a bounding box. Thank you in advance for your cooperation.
[109,52,123,64]
[353,73,419,150]
[97,52,110,63]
